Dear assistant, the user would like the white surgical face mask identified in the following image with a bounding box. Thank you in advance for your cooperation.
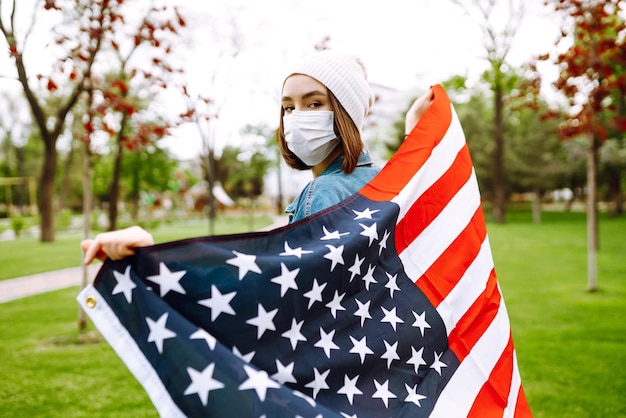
[283,110,339,166]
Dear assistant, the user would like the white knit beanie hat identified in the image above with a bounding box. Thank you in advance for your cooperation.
[286,50,375,134]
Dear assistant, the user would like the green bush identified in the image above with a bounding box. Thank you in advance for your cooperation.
[10,215,26,237]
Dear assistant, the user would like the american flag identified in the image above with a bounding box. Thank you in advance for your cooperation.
[78,85,531,417]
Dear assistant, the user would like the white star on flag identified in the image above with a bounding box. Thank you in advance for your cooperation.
[354,298,372,326]
[238,364,280,402]
[197,285,236,321]
[184,363,224,406]
[226,250,262,280]
[112,265,136,303]
[372,379,397,408]
[412,311,432,337]
[352,207,379,220]
[381,306,404,331]
[349,336,374,364]
[407,346,427,373]
[404,383,427,407]
[337,375,362,405]
[381,340,400,369]
[305,368,330,399]
[321,226,349,240]
[430,351,448,375]
[315,328,339,358]
[279,241,313,258]
[348,254,364,281]
[270,263,300,296]
[146,313,176,354]
[361,264,377,290]
[385,272,400,298]
[190,328,217,350]
[378,229,391,255]
[232,346,255,362]
[359,222,379,246]
[281,318,307,350]
[323,244,345,271]
[303,279,327,309]
[146,262,187,297]
[325,291,346,318]
[272,360,297,385]
[246,304,278,339]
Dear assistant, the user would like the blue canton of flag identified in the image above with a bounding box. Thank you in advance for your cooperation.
[80,194,453,417]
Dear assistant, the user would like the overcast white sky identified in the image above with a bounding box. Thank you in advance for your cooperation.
[164,0,562,160]
[0,0,563,160]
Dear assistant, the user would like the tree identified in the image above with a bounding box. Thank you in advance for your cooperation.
[242,123,282,213]
[0,0,188,241]
[216,145,271,202]
[507,99,568,223]
[530,0,626,291]
[451,0,525,223]
[0,0,110,241]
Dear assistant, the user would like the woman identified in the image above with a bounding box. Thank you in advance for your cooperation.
[81,50,433,264]
[278,50,380,222]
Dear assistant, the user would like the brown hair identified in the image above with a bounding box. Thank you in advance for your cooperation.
[277,88,363,174]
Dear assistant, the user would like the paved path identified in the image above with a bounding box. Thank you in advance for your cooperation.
[0,216,290,304]
[0,264,101,303]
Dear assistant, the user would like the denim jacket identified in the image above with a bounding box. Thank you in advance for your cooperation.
[285,151,380,223]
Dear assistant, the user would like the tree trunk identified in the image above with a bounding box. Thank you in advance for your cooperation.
[78,141,93,331]
[108,139,124,231]
[39,140,57,242]
[276,149,284,215]
[492,81,506,223]
[59,141,75,210]
[586,135,599,292]
[207,146,216,235]
[532,189,542,224]
[15,146,26,210]
[108,114,128,231]
[203,119,217,236]
[606,169,623,217]
[130,152,141,222]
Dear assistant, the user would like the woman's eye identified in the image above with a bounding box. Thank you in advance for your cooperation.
[283,106,294,113]
[309,102,322,109]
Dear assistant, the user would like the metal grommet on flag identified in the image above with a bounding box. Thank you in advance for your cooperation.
[85,295,97,309]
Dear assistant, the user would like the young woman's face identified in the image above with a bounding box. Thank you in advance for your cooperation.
[281,74,333,114]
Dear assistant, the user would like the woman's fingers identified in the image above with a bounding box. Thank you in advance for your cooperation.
[80,226,155,264]
[405,88,434,135]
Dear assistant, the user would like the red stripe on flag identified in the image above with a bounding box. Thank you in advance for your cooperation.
[360,85,452,202]
[415,206,487,306]
[448,269,501,362]
[467,334,515,418]
[394,144,474,253]
[514,386,533,418]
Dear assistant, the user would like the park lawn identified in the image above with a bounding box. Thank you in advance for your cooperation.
[0,210,624,417]
[488,211,626,418]
[0,214,275,281]
[0,287,156,418]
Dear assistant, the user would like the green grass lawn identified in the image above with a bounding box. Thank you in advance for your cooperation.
[488,211,626,418]
[0,210,624,417]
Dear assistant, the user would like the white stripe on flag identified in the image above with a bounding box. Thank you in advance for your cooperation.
[436,236,495,334]
[392,105,467,222]
[504,348,523,418]
[430,300,512,418]
[398,170,482,286]
[76,285,186,418]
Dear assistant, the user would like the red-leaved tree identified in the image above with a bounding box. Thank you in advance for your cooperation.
[0,0,189,241]
[528,0,626,290]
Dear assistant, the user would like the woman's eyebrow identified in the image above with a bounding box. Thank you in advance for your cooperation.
[281,90,327,103]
